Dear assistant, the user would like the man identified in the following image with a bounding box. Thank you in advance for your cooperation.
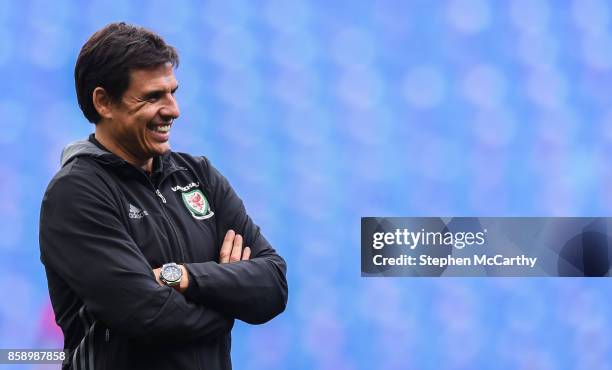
[39,22,288,370]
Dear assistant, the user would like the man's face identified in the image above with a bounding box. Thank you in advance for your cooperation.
[105,63,179,162]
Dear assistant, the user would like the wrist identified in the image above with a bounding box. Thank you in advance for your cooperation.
[179,264,190,292]
[159,262,182,289]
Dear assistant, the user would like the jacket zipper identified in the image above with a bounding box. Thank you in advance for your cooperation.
[152,186,186,261]
[148,169,188,262]
[105,328,110,342]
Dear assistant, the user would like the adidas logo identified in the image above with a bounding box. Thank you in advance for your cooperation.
[129,204,149,219]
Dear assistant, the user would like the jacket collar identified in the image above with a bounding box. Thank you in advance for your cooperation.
[60,134,182,179]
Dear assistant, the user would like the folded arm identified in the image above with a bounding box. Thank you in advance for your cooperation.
[40,172,233,342]
[181,159,288,324]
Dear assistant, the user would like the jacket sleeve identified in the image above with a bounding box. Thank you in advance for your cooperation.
[183,158,288,324]
[39,169,233,342]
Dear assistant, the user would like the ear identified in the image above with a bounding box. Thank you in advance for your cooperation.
[92,87,114,120]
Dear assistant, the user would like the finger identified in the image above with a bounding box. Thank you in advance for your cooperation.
[242,247,251,261]
[219,229,235,263]
[230,234,243,262]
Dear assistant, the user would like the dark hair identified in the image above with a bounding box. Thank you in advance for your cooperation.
[74,22,179,123]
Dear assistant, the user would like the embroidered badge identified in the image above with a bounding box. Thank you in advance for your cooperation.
[181,189,214,220]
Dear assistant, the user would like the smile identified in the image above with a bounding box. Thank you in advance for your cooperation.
[147,122,173,133]
[153,124,171,133]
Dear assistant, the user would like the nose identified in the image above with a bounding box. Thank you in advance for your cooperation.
[160,94,180,121]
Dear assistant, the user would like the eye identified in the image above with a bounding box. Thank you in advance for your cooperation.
[143,91,164,102]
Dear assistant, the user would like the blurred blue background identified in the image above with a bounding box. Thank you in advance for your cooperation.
[1,0,612,369]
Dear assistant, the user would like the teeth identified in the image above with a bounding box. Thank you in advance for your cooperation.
[154,125,171,133]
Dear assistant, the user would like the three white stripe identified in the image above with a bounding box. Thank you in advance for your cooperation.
[72,306,97,370]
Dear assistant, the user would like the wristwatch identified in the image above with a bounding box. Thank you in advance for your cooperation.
[159,262,183,288]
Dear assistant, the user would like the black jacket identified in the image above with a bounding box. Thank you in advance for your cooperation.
[39,135,288,370]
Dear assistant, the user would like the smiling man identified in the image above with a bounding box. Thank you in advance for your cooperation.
[39,23,288,370]
[93,64,180,171]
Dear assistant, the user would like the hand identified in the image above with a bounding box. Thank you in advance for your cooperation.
[153,267,163,286]
[152,265,190,293]
[219,229,251,263]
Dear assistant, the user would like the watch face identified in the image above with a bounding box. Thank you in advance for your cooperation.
[162,265,182,282]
